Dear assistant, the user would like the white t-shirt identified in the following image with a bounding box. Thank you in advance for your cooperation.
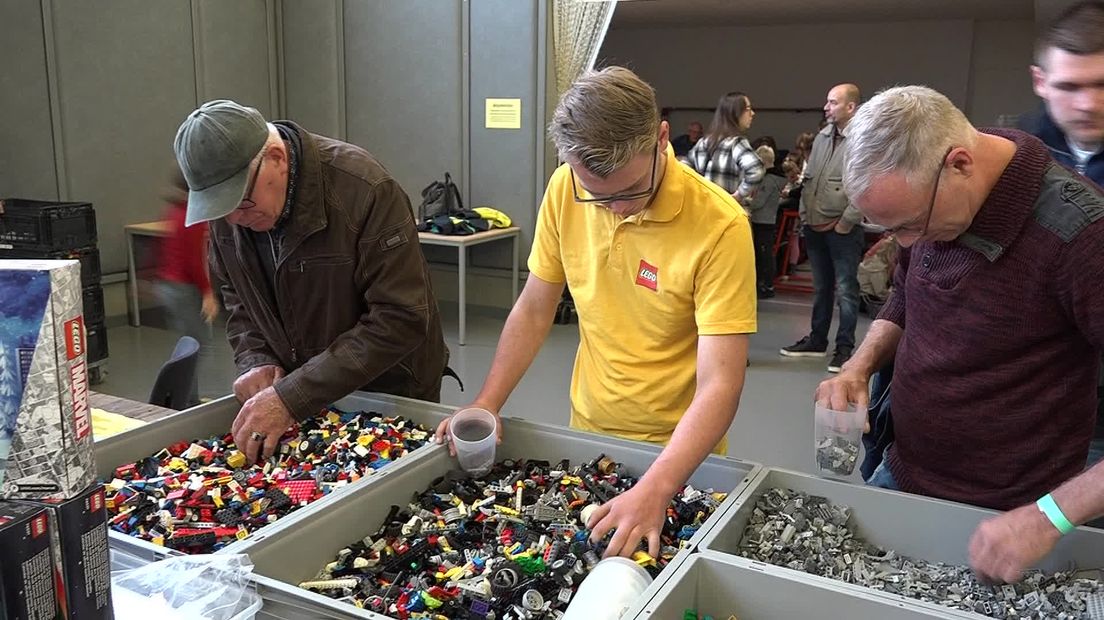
[1067,139,1101,174]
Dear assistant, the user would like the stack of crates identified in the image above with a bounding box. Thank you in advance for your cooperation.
[0,199,108,382]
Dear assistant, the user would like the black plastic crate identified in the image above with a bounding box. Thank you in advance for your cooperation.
[0,199,97,251]
[85,320,108,364]
[0,245,101,286]
[82,285,105,326]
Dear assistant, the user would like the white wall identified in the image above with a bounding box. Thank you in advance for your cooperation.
[968,19,1039,127]
[599,19,1038,149]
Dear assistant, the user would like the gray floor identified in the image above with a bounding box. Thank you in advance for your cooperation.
[96,293,870,478]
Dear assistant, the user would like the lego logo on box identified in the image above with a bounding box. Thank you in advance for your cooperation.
[0,260,96,500]
[31,513,46,537]
[89,487,103,512]
[64,317,84,360]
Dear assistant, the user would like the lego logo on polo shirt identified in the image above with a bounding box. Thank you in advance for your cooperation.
[65,316,85,360]
[636,260,659,291]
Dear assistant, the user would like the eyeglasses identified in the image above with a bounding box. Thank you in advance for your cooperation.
[884,146,954,237]
[570,147,658,204]
[237,149,267,211]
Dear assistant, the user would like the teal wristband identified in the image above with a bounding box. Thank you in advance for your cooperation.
[1036,494,1075,535]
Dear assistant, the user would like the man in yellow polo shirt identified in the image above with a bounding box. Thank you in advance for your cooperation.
[435,66,756,559]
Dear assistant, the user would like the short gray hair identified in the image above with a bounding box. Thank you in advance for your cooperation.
[843,85,976,200]
[548,66,659,177]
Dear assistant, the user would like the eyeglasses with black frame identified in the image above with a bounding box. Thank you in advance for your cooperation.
[237,148,267,211]
[570,147,658,204]
[883,146,954,237]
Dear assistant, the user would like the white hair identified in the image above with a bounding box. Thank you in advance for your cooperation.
[843,85,976,200]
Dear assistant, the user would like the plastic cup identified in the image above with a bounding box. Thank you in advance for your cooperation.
[562,557,653,620]
[813,402,866,477]
[449,408,498,476]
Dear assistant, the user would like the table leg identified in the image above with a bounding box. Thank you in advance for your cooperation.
[458,245,467,346]
[511,233,519,303]
[126,231,141,327]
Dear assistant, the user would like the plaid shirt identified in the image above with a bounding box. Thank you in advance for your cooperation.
[685,135,765,200]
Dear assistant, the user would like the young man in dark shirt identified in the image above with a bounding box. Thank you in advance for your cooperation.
[1020,1,1104,472]
[816,85,1104,583]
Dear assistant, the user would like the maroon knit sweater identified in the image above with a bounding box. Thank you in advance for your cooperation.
[881,129,1104,511]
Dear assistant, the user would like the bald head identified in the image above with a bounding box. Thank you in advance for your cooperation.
[825,83,861,129]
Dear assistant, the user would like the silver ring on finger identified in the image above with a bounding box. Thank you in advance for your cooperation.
[250,431,267,442]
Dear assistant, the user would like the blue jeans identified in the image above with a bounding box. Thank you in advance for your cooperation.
[804,225,864,350]
[866,448,900,491]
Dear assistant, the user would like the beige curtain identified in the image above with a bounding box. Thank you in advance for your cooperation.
[552,0,618,97]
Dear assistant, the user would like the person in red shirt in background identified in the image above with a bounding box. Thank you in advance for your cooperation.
[154,168,219,405]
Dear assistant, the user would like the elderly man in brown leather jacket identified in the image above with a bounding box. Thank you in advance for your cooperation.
[174,100,448,462]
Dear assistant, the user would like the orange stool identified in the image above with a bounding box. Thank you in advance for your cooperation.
[773,208,814,293]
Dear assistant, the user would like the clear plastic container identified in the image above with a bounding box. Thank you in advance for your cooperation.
[813,403,866,477]
[449,407,498,476]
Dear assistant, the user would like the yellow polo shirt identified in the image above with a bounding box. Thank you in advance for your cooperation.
[529,146,757,452]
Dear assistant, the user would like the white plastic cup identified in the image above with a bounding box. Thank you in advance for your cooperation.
[813,402,867,478]
[562,557,653,620]
[449,407,498,476]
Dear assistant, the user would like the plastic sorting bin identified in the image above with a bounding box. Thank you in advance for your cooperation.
[636,551,971,619]
[698,467,1104,615]
[96,392,448,560]
[238,391,762,620]
[109,543,180,572]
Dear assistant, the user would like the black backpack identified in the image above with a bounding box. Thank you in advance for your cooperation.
[417,173,464,228]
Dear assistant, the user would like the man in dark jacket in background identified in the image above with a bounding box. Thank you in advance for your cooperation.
[1019,1,1104,466]
[1019,1,1104,188]
[174,99,448,463]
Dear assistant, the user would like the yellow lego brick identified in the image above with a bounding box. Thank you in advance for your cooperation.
[226,451,246,469]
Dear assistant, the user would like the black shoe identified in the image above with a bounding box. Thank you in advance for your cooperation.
[827,348,853,373]
[780,336,828,357]
[758,288,776,299]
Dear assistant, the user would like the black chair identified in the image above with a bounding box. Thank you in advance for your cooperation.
[148,336,200,410]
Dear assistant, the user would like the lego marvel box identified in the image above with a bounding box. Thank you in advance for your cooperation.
[0,260,95,500]
[18,484,113,619]
[0,500,58,619]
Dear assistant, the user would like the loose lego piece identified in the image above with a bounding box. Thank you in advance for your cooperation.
[102,408,430,554]
[738,487,1104,620]
[304,455,726,619]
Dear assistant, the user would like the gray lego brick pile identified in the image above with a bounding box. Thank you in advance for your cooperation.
[738,487,1104,620]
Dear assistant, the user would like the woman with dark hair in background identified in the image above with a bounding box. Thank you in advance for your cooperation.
[153,167,218,405]
[788,131,816,177]
[686,92,765,204]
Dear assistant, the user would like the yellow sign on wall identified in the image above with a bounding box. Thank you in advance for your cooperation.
[485,98,522,129]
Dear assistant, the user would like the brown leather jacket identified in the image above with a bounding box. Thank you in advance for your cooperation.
[209,122,448,421]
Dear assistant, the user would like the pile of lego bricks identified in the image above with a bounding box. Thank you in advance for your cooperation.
[300,454,726,619]
[102,408,431,553]
[737,487,1104,620]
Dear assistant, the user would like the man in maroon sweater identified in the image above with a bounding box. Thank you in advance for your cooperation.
[817,85,1104,583]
